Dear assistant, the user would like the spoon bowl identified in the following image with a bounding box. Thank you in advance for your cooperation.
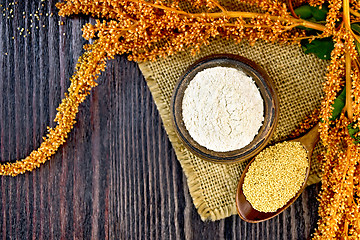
[235,124,320,223]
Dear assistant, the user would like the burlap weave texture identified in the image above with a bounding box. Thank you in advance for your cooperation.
[138,37,328,221]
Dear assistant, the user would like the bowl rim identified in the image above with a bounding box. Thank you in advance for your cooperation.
[170,54,279,164]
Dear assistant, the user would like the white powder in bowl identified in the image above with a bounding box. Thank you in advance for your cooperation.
[182,66,264,152]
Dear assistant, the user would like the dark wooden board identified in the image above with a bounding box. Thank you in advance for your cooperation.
[0,0,321,239]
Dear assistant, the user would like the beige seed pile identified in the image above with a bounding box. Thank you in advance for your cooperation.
[243,141,308,213]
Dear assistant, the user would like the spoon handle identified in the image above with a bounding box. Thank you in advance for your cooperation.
[297,123,320,153]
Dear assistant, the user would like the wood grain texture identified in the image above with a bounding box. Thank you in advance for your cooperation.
[0,0,321,239]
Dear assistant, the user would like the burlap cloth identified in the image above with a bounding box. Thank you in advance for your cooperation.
[138,5,328,221]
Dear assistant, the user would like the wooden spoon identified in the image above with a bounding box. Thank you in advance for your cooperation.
[235,124,320,223]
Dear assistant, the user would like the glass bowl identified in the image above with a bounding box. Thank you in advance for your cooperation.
[171,54,279,164]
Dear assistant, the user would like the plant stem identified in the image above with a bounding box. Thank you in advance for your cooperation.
[345,51,353,121]
[286,0,299,19]
[344,0,353,121]
[208,0,227,13]
[188,22,304,31]
[343,1,360,43]
[350,8,360,18]
[344,0,352,31]
[128,0,326,32]
[193,12,326,31]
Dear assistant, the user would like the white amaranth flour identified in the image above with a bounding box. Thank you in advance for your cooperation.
[182,66,264,152]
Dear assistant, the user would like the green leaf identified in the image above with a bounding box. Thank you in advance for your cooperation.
[351,24,360,56]
[294,5,312,19]
[351,23,360,35]
[329,88,346,121]
[306,17,326,24]
[355,41,360,55]
[301,37,334,60]
[347,123,360,144]
[348,124,359,136]
[294,4,329,21]
[310,5,329,21]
